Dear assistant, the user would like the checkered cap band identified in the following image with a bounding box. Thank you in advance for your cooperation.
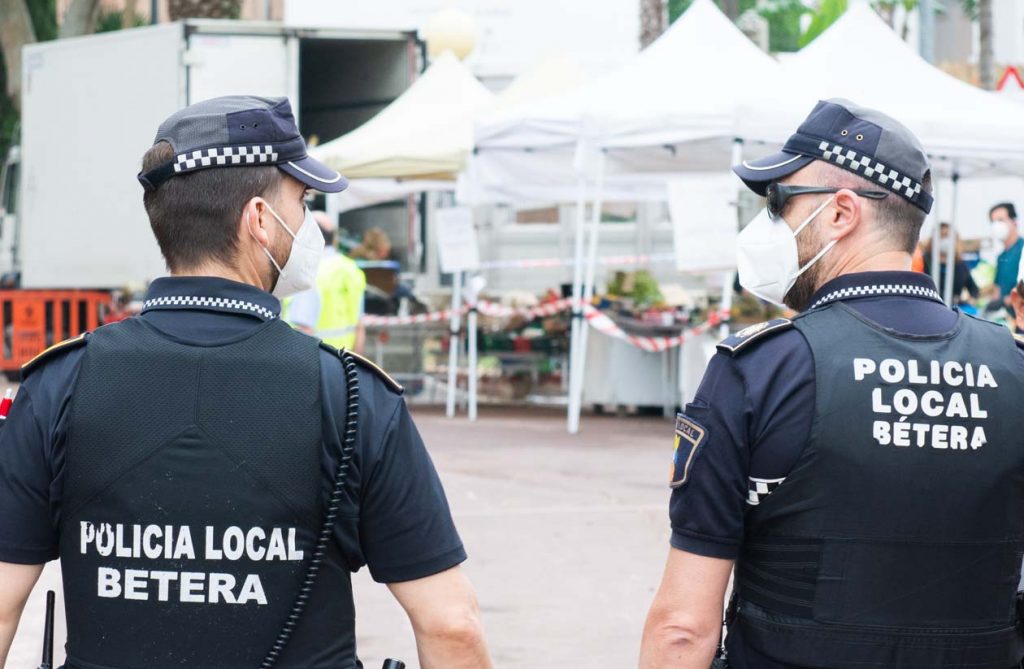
[747,477,785,506]
[810,283,943,311]
[173,145,279,174]
[781,134,933,213]
[817,140,923,199]
[143,295,277,321]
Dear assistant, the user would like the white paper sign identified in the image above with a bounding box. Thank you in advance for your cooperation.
[436,207,480,273]
[667,176,738,272]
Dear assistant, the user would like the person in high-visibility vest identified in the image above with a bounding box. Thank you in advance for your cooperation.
[284,211,367,352]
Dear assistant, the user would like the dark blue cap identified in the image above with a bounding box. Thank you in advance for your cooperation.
[734,98,933,213]
[138,95,347,193]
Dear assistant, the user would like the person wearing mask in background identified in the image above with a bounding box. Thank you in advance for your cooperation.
[921,222,979,308]
[990,202,1021,311]
[284,211,367,353]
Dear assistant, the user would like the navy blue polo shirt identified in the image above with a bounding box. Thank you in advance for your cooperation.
[668,270,1024,669]
[0,276,466,584]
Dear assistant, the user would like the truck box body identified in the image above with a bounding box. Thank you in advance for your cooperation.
[17,20,418,289]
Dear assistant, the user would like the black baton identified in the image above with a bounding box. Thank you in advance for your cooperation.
[38,590,55,669]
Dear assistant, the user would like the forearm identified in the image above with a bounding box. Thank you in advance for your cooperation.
[413,611,491,669]
[639,614,718,669]
[0,562,43,668]
[0,616,18,668]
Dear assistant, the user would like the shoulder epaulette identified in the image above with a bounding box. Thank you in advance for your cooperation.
[318,342,404,394]
[716,318,793,356]
[21,332,90,377]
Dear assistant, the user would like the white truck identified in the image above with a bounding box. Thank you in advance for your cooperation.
[0,20,418,371]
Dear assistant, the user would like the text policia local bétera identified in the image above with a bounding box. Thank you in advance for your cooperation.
[80,522,305,606]
[853,357,997,451]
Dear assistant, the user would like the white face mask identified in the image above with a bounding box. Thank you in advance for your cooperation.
[252,204,324,299]
[991,220,1011,244]
[736,196,836,308]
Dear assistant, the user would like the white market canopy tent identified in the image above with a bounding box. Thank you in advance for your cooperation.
[323,51,588,213]
[461,0,789,205]
[311,50,496,181]
[774,3,1024,177]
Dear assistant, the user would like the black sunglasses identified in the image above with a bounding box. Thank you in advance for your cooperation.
[766,183,889,221]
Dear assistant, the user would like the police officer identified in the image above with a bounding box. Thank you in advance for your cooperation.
[0,96,492,669]
[639,99,1024,669]
[284,211,368,352]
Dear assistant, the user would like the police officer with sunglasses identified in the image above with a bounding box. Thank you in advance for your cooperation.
[641,99,1024,669]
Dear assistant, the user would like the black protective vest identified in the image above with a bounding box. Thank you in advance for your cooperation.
[59,316,358,669]
[736,304,1024,668]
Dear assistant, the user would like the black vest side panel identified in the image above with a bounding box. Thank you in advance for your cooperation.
[59,317,357,669]
[736,305,1024,669]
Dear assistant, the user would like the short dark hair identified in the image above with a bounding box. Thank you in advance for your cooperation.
[823,163,932,253]
[141,141,283,272]
[990,202,1018,221]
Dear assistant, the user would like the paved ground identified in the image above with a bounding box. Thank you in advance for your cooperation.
[8,406,675,669]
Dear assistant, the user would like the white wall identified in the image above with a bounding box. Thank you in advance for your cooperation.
[284,0,639,83]
[993,0,1024,65]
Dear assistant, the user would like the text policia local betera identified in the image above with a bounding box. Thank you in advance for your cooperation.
[80,523,305,605]
[855,358,996,450]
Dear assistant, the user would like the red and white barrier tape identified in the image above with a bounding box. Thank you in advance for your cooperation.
[361,307,465,327]
[477,253,675,271]
[582,307,729,353]
[361,300,729,352]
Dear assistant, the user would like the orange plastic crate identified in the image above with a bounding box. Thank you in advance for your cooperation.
[0,290,111,376]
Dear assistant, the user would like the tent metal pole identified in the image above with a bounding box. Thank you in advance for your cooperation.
[467,300,478,422]
[723,137,744,338]
[943,171,961,306]
[566,169,590,434]
[446,270,463,418]
[569,151,607,435]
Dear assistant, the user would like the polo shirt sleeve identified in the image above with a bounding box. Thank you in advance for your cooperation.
[321,353,465,584]
[669,352,752,559]
[358,400,466,583]
[668,329,816,560]
[0,385,58,564]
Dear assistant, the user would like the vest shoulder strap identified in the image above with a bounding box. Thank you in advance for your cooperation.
[22,332,90,378]
[716,318,793,356]
[318,341,404,394]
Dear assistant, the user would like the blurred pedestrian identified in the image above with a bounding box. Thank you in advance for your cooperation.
[284,211,367,353]
[351,226,397,262]
[921,222,979,307]
[989,202,1021,309]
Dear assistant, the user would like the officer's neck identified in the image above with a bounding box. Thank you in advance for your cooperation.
[821,251,913,284]
[170,261,268,292]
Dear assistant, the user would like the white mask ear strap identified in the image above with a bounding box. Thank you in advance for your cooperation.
[793,195,835,237]
[247,211,284,273]
[795,239,837,278]
[265,203,298,240]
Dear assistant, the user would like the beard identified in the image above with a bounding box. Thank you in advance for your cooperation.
[267,233,293,293]
[783,225,829,312]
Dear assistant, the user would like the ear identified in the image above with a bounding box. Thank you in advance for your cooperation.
[828,189,862,242]
[242,197,270,248]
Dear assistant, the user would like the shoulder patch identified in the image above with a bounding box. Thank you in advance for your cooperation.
[21,332,90,378]
[319,342,404,395]
[716,318,793,356]
[670,414,707,489]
